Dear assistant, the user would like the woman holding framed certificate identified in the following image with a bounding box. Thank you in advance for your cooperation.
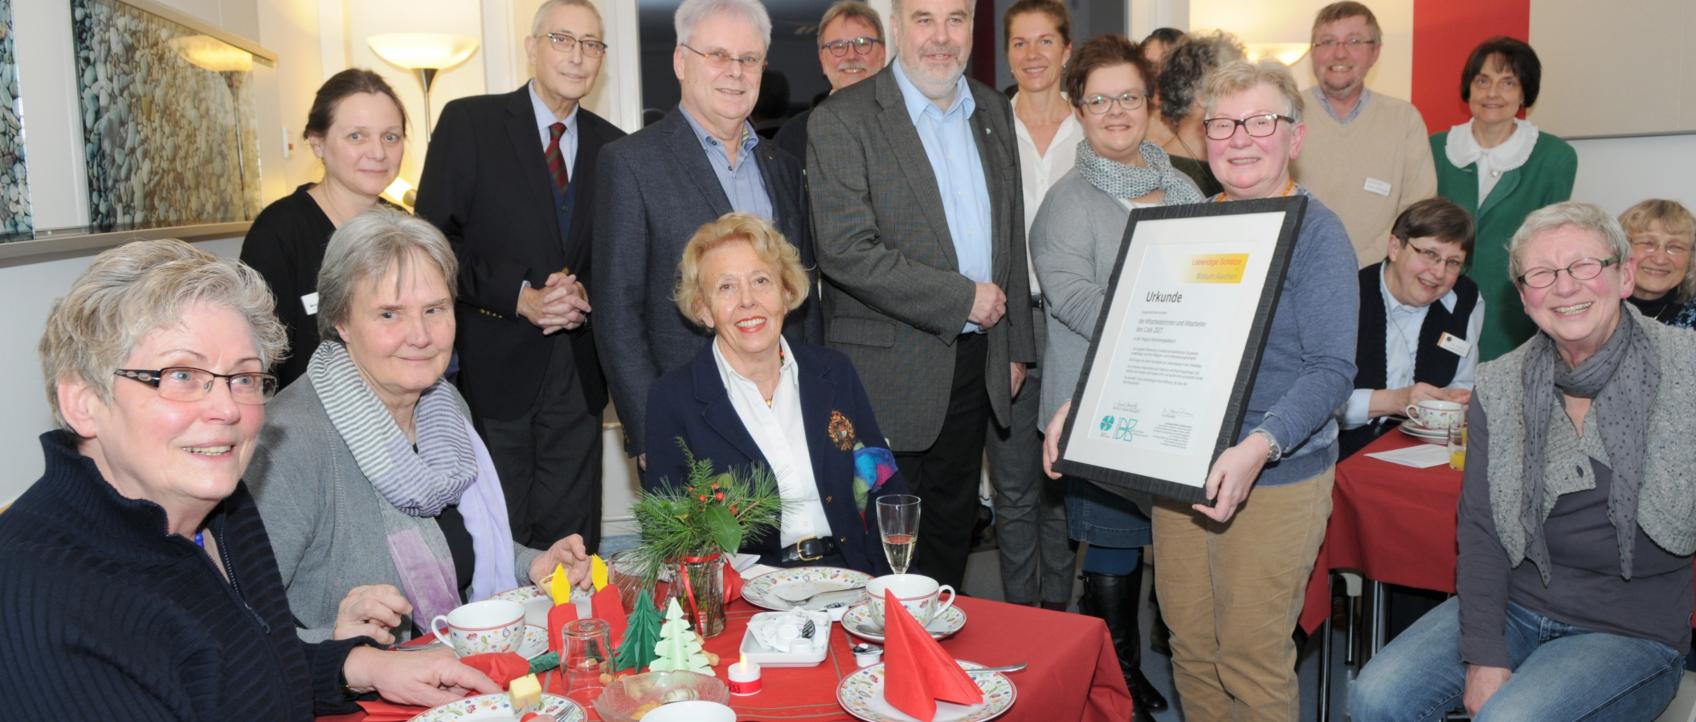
[1150,59,1358,719]
[1029,34,1203,716]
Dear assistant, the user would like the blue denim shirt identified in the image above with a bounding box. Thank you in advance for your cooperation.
[679,105,774,221]
[892,62,993,334]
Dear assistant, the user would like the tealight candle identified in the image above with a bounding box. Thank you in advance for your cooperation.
[727,653,762,696]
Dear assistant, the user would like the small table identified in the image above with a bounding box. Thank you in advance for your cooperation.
[322,595,1132,721]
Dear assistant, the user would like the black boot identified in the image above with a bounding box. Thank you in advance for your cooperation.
[1081,569,1170,718]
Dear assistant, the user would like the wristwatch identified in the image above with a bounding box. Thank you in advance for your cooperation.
[1250,428,1282,463]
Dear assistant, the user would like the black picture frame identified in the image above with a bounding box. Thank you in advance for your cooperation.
[1052,196,1307,504]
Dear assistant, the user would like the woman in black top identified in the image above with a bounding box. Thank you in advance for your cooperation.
[1619,199,1696,329]
[242,68,407,386]
[0,240,499,720]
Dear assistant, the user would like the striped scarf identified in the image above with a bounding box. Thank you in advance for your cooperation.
[307,341,476,517]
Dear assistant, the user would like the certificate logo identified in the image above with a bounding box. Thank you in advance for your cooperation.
[1098,415,1137,442]
[1183,253,1249,284]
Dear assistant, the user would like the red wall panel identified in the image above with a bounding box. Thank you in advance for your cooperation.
[1411,0,1530,132]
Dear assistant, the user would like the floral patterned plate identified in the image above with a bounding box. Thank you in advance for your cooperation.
[841,601,966,642]
[743,566,873,611]
[412,693,584,721]
[492,585,555,628]
[836,661,1016,722]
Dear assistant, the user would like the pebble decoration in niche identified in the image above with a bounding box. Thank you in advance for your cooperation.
[71,0,261,232]
[0,0,31,240]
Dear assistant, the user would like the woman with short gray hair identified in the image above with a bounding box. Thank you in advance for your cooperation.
[249,208,595,644]
[1151,30,1244,196]
[1353,201,1695,720]
[1,238,503,717]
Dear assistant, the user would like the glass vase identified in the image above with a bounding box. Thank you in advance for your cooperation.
[669,552,726,638]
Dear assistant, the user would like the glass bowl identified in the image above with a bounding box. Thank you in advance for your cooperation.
[591,670,730,722]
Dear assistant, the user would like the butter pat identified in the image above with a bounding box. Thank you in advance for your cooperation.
[509,673,542,712]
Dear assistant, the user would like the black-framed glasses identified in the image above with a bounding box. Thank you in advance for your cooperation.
[1312,37,1378,51]
[821,36,881,57]
[114,367,278,405]
[1203,113,1295,140]
[1515,256,1620,289]
[1079,91,1147,115]
[680,43,766,72]
[540,32,608,58]
[1402,238,1467,274]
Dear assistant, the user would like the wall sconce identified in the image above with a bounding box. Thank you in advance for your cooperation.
[382,176,417,210]
[172,35,257,211]
[366,33,480,140]
[1245,43,1312,66]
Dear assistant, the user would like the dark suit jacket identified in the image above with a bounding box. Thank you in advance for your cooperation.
[643,341,903,575]
[807,67,1036,452]
[593,108,821,456]
[414,85,625,420]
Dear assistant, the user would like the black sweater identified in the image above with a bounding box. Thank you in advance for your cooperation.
[241,184,337,388]
[0,432,367,720]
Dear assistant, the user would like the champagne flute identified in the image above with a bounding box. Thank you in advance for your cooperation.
[877,494,921,575]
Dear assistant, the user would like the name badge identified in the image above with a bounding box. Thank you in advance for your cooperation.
[1363,177,1392,197]
[301,292,320,316]
[1437,332,1470,357]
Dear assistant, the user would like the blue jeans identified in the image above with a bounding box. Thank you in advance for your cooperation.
[1349,597,1683,722]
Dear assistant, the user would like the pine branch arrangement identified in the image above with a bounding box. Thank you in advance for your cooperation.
[629,439,783,585]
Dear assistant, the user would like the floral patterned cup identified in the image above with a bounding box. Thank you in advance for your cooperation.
[429,599,525,656]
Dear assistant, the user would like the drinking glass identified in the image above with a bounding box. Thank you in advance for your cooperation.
[1448,424,1467,471]
[561,618,613,705]
[877,494,921,574]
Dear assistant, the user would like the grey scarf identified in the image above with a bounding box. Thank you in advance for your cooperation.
[1519,304,1657,580]
[1075,139,1205,205]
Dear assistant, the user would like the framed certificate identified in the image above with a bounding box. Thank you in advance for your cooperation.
[1052,197,1306,504]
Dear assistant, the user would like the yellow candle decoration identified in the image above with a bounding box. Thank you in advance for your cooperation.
[549,562,571,606]
[591,554,610,592]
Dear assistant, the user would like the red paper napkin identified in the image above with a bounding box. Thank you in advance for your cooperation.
[881,589,982,720]
[461,652,532,687]
[547,602,574,657]
[355,699,427,722]
[591,584,629,644]
[723,563,744,603]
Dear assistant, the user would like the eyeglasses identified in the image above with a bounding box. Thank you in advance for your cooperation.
[1312,37,1378,51]
[540,32,608,58]
[1402,239,1467,274]
[115,367,278,405]
[1202,113,1294,140]
[1515,256,1620,289]
[1079,91,1147,115]
[821,36,881,57]
[1630,237,1692,258]
[681,43,766,72]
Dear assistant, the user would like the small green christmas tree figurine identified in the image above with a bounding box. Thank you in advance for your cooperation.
[648,598,712,674]
[612,592,663,673]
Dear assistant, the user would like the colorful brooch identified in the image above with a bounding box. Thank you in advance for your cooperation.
[828,410,856,451]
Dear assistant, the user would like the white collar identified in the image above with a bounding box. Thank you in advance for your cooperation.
[1445,118,1538,173]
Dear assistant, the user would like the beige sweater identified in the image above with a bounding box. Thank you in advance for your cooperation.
[1292,89,1436,267]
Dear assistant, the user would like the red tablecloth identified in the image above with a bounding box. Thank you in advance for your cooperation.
[1298,431,1462,634]
[322,595,1132,721]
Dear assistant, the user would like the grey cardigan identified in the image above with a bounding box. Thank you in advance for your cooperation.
[247,377,542,642]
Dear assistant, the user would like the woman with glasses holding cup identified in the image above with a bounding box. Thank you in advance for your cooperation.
[1139,59,1356,718]
[1032,34,1204,716]
[1619,199,1696,329]
[1432,37,1576,361]
[248,209,593,646]
[0,240,503,718]
[1352,201,1696,720]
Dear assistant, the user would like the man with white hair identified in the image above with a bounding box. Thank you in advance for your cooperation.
[1290,1,1437,267]
[773,0,887,161]
[594,0,818,475]
[416,0,622,551]
[807,0,1034,590]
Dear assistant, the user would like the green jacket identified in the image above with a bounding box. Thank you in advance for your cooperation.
[1431,129,1577,361]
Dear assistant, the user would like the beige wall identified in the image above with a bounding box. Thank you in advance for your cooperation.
[1189,0,1413,102]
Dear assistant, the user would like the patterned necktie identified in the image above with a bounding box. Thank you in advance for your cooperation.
[544,122,569,196]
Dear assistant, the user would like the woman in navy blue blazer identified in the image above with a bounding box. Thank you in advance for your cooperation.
[645,213,904,575]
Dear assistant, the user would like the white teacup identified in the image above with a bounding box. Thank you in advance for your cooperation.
[429,599,525,656]
[1405,399,1464,431]
[865,574,956,627]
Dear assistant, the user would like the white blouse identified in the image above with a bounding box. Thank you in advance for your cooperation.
[711,337,833,547]
[1444,118,1539,204]
[1012,92,1084,297]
